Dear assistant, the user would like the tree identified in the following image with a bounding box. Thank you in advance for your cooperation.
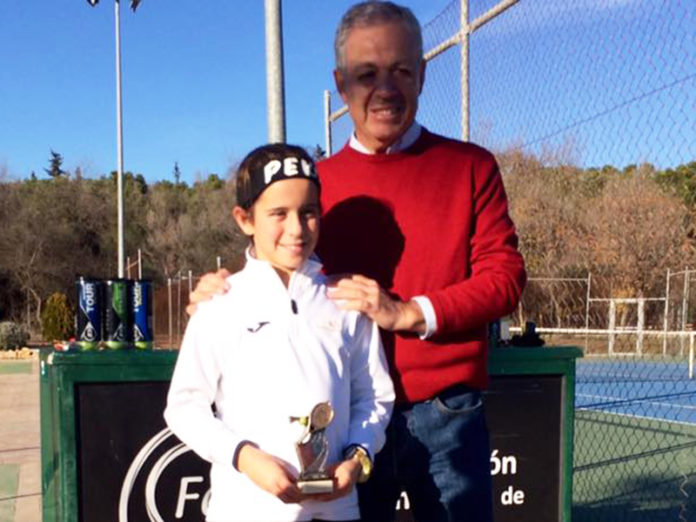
[173,161,181,185]
[41,292,74,341]
[44,150,66,178]
[311,145,326,162]
[655,161,696,207]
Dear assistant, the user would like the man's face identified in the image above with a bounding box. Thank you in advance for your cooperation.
[334,21,425,153]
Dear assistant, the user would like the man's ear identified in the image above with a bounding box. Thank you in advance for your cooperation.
[233,206,255,236]
[334,68,348,104]
[418,59,426,95]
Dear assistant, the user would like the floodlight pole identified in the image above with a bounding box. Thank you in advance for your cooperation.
[324,90,332,157]
[265,0,286,143]
[115,0,126,278]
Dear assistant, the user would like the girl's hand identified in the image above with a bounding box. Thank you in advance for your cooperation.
[236,444,305,504]
[311,458,361,502]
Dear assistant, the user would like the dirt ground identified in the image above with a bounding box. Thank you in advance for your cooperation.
[0,358,41,522]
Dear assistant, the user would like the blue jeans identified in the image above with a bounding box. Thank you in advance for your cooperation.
[358,384,493,522]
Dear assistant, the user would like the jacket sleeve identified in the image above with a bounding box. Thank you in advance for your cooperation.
[346,314,395,460]
[426,153,526,335]
[164,309,246,468]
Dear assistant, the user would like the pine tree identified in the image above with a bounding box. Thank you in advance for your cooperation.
[312,145,326,161]
[44,150,66,178]
[173,161,181,185]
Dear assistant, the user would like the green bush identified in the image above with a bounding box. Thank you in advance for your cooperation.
[41,292,74,341]
[0,321,30,350]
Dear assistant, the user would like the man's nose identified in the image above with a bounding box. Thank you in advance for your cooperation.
[375,71,399,94]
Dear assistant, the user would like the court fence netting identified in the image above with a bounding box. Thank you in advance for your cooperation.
[513,275,696,521]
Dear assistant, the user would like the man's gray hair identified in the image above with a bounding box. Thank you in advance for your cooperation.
[334,1,423,70]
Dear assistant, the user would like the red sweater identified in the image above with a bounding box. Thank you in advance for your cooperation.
[317,129,526,403]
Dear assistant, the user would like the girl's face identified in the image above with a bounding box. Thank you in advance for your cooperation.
[234,178,320,286]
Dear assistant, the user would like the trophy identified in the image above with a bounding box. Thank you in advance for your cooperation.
[292,402,335,494]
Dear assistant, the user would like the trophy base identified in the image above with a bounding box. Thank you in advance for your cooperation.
[297,478,334,494]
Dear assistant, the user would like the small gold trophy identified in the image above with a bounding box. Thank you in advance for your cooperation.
[292,402,335,494]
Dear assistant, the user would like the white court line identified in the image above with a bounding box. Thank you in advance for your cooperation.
[577,372,686,380]
[577,392,696,411]
[576,406,696,428]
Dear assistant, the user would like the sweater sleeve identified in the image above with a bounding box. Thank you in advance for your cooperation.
[346,314,395,460]
[163,308,246,468]
[426,153,526,335]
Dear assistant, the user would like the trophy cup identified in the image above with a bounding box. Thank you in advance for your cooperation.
[292,402,335,494]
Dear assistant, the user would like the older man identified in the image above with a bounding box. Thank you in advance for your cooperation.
[190,2,525,521]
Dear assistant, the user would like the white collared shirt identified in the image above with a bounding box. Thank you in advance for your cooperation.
[349,121,422,155]
[348,122,438,339]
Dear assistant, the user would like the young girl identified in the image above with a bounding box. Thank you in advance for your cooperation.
[164,143,394,522]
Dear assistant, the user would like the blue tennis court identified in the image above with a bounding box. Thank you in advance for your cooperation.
[572,358,696,520]
[575,359,696,425]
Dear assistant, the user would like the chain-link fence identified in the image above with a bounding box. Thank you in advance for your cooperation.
[324,1,696,519]
[152,269,210,350]
[524,272,695,521]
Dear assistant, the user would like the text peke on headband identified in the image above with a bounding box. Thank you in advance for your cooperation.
[238,155,321,209]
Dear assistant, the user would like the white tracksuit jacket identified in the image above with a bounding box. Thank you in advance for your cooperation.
[164,251,395,521]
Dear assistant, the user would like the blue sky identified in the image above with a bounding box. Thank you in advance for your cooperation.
[0,1,453,184]
[1,1,693,185]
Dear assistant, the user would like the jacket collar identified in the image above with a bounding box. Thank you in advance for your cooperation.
[242,247,323,295]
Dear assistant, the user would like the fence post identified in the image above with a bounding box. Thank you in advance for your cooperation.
[324,89,332,157]
[177,272,182,346]
[168,278,172,349]
[152,278,156,348]
[585,272,592,351]
[681,267,689,355]
[460,0,469,142]
[608,299,616,355]
[664,268,670,355]
[637,298,644,356]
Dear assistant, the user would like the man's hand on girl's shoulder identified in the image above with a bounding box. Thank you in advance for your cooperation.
[186,268,232,316]
[326,274,426,334]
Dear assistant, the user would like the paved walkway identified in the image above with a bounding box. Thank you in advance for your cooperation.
[0,360,41,522]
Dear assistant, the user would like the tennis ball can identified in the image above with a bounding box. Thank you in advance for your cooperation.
[75,277,102,350]
[132,279,153,350]
[104,279,132,349]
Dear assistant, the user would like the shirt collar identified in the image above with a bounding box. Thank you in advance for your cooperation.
[244,247,323,283]
[349,121,421,155]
